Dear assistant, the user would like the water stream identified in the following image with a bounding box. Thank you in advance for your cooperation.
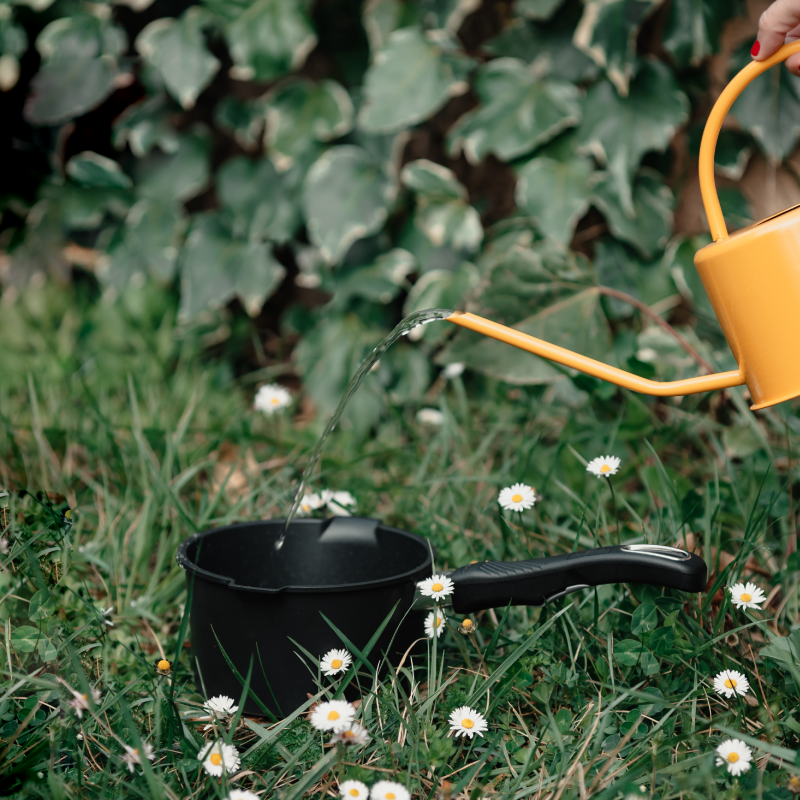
[274,308,455,552]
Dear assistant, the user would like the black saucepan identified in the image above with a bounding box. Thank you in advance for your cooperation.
[177,516,706,715]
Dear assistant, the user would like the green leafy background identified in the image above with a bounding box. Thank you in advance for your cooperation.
[0,0,794,426]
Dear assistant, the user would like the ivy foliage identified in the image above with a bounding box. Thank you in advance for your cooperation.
[0,0,786,423]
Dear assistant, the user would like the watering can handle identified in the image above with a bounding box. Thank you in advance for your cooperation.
[700,40,800,241]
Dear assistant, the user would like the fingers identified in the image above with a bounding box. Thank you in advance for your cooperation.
[753,0,800,59]
[787,50,800,75]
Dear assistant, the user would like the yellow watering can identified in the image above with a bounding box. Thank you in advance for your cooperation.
[448,41,800,411]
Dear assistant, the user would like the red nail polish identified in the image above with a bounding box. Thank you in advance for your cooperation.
[751,40,761,57]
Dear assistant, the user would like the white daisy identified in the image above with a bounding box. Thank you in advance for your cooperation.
[586,455,621,478]
[198,740,240,776]
[254,384,292,415]
[0,536,8,555]
[121,742,155,772]
[67,687,102,719]
[729,582,766,610]
[309,699,356,731]
[203,695,239,719]
[370,780,410,800]
[498,483,536,512]
[322,490,357,515]
[226,792,260,800]
[416,408,444,426]
[339,780,369,799]
[321,648,352,677]
[297,492,323,516]
[448,706,489,739]
[713,670,750,699]
[419,574,454,600]
[442,362,465,379]
[425,609,446,639]
[331,722,370,747]
[715,738,753,776]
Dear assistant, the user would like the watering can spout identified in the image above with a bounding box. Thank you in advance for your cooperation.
[446,311,744,398]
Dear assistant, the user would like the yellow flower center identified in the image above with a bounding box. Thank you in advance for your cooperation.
[349,791,359,797]
[271,397,279,404]
[157,659,170,671]
[328,710,340,721]
[511,494,522,503]
[462,619,473,629]
[432,583,443,592]
[725,678,737,689]
[210,753,222,766]
[437,616,442,626]
[740,593,752,602]
[133,748,139,755]
[600,464,611,473]
[728,752,739,763]
[81,693,88,701]
[342,730,354,739]
[331,659,342,669]
[462,718,474,729]
[387,794,395,800]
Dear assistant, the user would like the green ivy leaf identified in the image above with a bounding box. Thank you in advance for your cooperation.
[136,9,220,110]
[114,95,180,158]
[516,151,595,245]
[576,60,688,214]
[264,78,354,171]
[135,129,211,203]
[730,42,800,164]
[359,27,472,134]
[613,637,644,667]
[484,17,597,83]
[631,602,658,635]
[363,0,419,51]
[103,201,186,288]
[401,160,482,251]
[26,14,127,125]
[11,625,44,653]
[302,146,397,264]
[217,156,301,244]
[445,288,612,384]
[66,152,133,190]
[662,0,742,68]
[208,0,317,82]
[215,96,264,151]
[594,239,674,319]
[418,0,484,34]
[448,58,582,163]
[591,169,674,259]
[573,0,664,96]
[179,214,286,319]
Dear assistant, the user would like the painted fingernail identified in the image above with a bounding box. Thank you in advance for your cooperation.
[751,40,761,57]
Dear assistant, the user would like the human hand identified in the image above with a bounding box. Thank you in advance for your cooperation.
[752,0,800,74]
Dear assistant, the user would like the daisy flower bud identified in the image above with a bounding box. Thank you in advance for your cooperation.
[416,408,444,426]
[586,455,621,478]
[498,483,536,512]
[458,618,475,635]
[321,648,352,676]
[419,574,454,600]
[715,738,753,776]
[226,791,260,800]
[310,700,356,731]
[712,669,749,699]
[198,740,240,776]
[448,706,488,739]
[729,582,766,610]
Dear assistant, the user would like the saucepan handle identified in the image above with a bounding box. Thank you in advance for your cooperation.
[700,40,800,241]
[449,544,707,614]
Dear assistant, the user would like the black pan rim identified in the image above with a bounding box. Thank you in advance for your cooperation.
[176,516,434,594]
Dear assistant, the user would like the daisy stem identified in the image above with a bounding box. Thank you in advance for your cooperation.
[607,477,620,546]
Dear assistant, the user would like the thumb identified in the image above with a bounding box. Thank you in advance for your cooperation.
[754,0,800,59]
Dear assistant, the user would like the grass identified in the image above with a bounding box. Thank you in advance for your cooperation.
[2,280,800,799]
